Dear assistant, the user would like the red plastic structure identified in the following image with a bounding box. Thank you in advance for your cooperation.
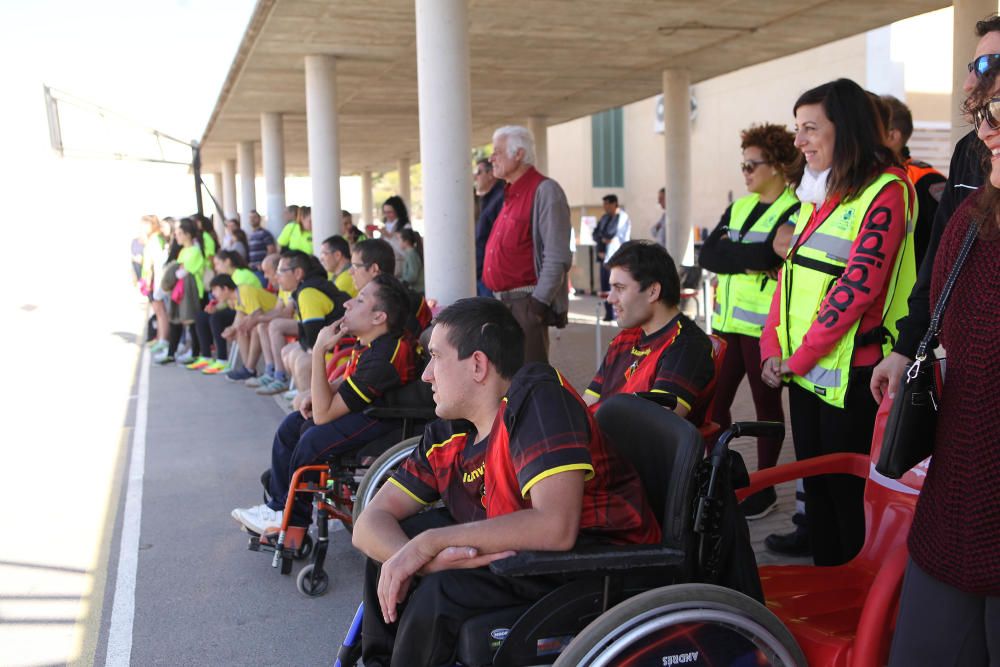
[737,397,928,667]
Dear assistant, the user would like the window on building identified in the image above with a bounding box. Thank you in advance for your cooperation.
[591,107,624,188]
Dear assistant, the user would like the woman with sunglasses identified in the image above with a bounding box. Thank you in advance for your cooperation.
[698,123,800,521]
[759,78,917,568]
[887,59,1000,667]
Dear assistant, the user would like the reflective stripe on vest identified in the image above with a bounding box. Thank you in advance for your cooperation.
[777,171,915,407]
[712,189,799,338]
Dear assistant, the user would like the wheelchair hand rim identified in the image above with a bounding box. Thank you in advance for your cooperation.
[579,606,800,667]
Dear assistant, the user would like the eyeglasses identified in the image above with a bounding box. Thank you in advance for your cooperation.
[740,159,768,174]
[968,53,1000,77]
[972,96,1000,131]
[351,262,370,270]
[276,266,293,274]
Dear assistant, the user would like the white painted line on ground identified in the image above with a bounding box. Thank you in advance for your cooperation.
[105,347,150,666]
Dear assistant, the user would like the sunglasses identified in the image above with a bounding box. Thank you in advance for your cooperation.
[968,53,1000,77]
[972,97,1000,131]
[740,159,768,174]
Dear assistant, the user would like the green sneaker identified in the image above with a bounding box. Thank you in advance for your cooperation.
[202,360,230,375]
[186,356,211,370]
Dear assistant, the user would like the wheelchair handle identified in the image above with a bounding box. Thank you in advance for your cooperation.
[632,391,678,410]
[712,421,785,463]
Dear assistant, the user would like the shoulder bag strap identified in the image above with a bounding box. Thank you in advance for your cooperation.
[912,218,982,366]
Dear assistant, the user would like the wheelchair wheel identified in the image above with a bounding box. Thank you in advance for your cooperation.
[352,436,421,525]
[553,583,806,667]
[296,563,330,597]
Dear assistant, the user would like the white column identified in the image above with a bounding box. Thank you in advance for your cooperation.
[527,115,548,175]
[952,0,998,146]
[212,172,225,239]
[221,158,238,222]
[397,157,411,208]
[415,0,475,305]
[362,170,374,228]
[662,69,693,267]
[237,141,257,232]
[261,112,287,239]
[305,54,342,252]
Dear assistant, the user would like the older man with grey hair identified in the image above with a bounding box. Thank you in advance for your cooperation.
[482,125,572,363]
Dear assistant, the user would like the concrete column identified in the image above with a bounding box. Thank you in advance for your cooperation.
[305,54,342,252]
[362,170,374,228]
[662,69,693,267]
[527,115,548,175]
[237,141,257,232]
[952,0,998,146]
[221,158,238,222]
[212,172,225,239]
[397,157,411,209]
[261,112,287,239]
[415,0,475,305]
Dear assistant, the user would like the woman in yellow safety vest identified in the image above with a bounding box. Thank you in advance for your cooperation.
[760,79,917,567]
[698,123,801,522]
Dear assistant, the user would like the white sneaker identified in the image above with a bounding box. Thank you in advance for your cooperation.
[231,503,283,534]
[282,388,298,401]
[176,351,195,364]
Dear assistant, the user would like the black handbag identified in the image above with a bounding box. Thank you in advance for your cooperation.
[876,218,981,479]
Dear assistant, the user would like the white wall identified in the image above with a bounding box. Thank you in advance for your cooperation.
[549,32,871,246]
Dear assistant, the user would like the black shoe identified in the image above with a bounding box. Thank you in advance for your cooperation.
[740,487,778,520]
[765,526,811,557]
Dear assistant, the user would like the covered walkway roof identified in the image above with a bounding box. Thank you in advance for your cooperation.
[199,0,947,175]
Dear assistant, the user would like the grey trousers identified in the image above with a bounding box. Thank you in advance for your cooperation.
[888,559,1000,666]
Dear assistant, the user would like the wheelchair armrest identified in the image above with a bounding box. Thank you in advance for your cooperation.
[363,405,438,421]
[729,420,785,441]
[735,452,870,500]
[489,543,685,577]
[632,391,678,410]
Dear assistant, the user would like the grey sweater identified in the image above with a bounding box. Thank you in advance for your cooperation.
[530,178,572,321]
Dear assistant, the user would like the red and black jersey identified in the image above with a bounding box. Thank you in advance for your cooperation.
[587,314,715,427]
[338,332,417,413]
[486,363,660,545]
[391,363,661,545]
[390,419,488,525]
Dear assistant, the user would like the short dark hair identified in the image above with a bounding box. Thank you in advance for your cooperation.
[606,240,680,307]
[353,238,396,275]
[881,95,914,143]
[434,298,524,379]
[209,273,237,291]
[369,274,412,336]
[279,249,312,275]
[602,194,618,205]
[476,158,492,172]
[976,14,1000,36]
[791,78,899,201]
[322,235,350,258]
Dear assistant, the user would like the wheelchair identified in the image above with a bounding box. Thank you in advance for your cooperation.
[334,391,805,666]
[245,378,437,597]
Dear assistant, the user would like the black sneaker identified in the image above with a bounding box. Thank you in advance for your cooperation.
[765,526,811,557]
[740,486,778,520]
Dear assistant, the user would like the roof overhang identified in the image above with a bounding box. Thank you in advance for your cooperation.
[199,0,949,175]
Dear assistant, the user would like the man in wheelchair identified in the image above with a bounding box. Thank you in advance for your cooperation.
[351,298,662,666]
[583,240,715,424]
[231,274,419,537]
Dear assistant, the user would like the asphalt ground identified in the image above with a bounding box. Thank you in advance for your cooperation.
[93,347,366,667]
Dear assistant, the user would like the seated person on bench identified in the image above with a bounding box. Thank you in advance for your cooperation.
[584,240,715,423]
[352,297,661,667]
[206,273,277,380]
[231,274,417,535]
[351,238,432,336]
